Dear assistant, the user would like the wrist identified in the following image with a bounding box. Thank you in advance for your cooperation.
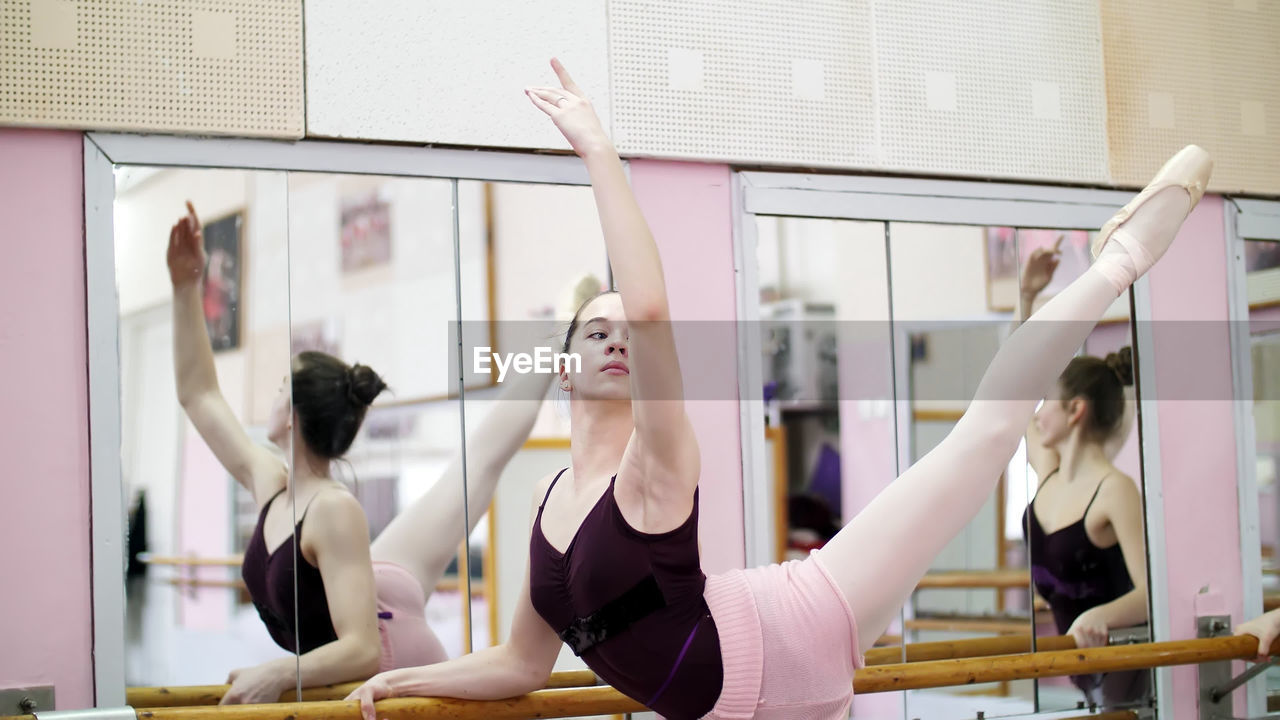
[579,138,618,161]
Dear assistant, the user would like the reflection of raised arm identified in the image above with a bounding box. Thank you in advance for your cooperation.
[346,472,567,720]
[1018,235,1062,323]
[168,202,284,505]
[1019,236,1064,477]
[526,59,699,500]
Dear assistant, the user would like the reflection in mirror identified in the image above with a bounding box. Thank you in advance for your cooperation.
[1015,229,1151,714]
[117,167,300,692]
[456,180,610,681]
[753,216,905,715]
[888,222,1036,720]
[1243,237,1280,692]
[278,172,473,696]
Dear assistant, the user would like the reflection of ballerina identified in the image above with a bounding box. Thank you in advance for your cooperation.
[348,61,1211,720]
[167,202,584,704]
[1018,242,1148,707]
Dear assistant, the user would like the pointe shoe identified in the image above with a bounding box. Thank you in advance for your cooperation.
[1090,145,1213,279]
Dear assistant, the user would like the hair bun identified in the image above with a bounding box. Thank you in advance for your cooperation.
[1105,346,1134,387]
[346,363,388,407]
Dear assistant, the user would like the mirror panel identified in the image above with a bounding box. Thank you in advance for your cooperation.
[282,171,472,669]
[458,180,610,675]
[118,167,299,688]
[1244,236,1280,693]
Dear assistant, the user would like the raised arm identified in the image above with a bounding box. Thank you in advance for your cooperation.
[168,202,284,505]
[1018,237,1064,479]
[526,60,699,501]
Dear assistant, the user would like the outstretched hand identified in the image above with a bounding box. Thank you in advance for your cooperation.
[345,673,396,720]
[1021,234,1063,298]
[1237,610,1280,663]
[167,200,206,289]
[525,58,611,158]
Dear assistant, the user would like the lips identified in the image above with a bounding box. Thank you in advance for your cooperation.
[601,361,629,375]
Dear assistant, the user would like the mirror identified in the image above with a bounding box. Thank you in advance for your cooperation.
[888,221,1037,720]
[1244,236,1280,694]
[118,167,300,690]
[456,180,610,679]
[1014,228,1150,714]
[753,215,905,716]
[281,170,476,684]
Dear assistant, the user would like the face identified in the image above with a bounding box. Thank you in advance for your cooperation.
[1033,385,1070,447]
[561,293,631,402]
[267,373,292,447]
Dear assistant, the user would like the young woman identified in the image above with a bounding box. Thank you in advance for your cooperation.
[346,60,1213,720]
[1018,248,1150,706]
[166,203,568,704]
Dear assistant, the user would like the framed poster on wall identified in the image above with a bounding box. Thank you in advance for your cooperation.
[202,211,243,352]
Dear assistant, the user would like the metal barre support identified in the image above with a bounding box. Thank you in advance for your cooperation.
[1197,614,1280,720]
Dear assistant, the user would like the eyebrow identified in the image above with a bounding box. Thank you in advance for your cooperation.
[583,317,609,327]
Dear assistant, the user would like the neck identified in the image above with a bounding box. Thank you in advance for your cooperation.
[282,432,332,485]
[1055,432,1109,480]
[568,397,634,484]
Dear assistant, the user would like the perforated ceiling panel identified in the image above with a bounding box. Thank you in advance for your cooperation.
[608,0,877,168]
[1102,0,1279,195]
[872,0,1108,183]
[1,0,302,137]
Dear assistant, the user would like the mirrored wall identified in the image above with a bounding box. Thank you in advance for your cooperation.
[741,176,1156,720]
[94,140,596,704]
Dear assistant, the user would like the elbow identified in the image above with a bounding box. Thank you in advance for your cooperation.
[354,637,382,679]
[627,300,669,324]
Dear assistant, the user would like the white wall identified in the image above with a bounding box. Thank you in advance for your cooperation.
[304,0,610,152]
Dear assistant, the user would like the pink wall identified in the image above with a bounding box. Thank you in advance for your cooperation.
[0,129,94,707]
[1146,195,1244,718]
[627,160,745,574]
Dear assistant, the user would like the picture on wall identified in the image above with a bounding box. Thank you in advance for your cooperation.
[340,193,393,273]
[202,212,242,352]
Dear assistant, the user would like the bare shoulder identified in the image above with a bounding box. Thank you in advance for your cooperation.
[528,468,568,517]
[1099,470,1142,516]
[302,489,370,547]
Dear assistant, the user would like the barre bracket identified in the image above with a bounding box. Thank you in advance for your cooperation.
[1198,614,1280,720]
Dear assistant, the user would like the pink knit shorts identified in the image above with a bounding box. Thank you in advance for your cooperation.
[372,561,449,672]
[701,552,864,720]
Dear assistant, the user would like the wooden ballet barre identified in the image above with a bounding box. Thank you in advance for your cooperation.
[67,635,1280,720]
[125,671,603,708]
[915,569,1030,589]
[15,635,1276,720]
[863,633,1076,665]
[129,634,1084,707]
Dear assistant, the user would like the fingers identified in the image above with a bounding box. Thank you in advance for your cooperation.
[528,86,572,106]
[185,200,200,227]
[1053,234,1064,252]
[525,88,560,116]
[550,57,582,95]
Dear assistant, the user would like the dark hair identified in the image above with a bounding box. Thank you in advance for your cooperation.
[1058,346,1133,442]
[291,351,387,459]
[562,290,621,355]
